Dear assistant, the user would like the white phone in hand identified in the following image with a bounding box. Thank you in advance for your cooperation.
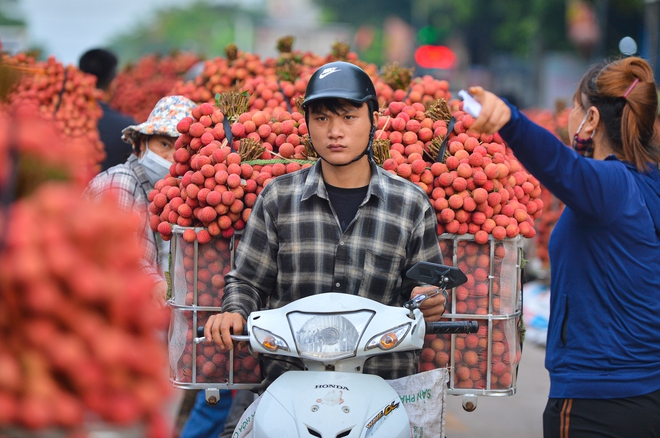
[458,90,482,118]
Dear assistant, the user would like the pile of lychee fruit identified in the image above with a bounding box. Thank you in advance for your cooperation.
[0,106,172,436]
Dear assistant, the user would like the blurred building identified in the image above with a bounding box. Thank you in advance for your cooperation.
[0,24,27,53]
[0,0,28,54]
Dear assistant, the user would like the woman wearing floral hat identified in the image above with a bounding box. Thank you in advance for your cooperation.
[85,95,196,305]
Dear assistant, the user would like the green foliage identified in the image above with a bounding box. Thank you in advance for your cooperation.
[416,26,439,45]
[0,0,23,25]
[357,27,386,66]
[108,1,264,65]
[314,0,411,26]
[0,13,21,26]
[418,0,563,60]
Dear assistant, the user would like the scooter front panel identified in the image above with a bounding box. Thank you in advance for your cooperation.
[253,371,409,438]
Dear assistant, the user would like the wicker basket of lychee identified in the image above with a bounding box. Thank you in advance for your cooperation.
[151,94,318,388]
[372,97,537,393]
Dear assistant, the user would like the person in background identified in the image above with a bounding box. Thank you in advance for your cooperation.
[79,48,136,172]
[84,94,195,303]
[468,56,660,437]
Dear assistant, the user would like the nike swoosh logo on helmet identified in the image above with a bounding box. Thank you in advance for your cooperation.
[319,67,341,79]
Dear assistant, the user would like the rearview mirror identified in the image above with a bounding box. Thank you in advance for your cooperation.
[406,261,467,289]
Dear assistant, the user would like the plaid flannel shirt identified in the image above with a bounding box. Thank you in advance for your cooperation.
[83,155,165,285]
[222,159,442,387]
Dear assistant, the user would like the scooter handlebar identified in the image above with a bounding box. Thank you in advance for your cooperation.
[195,326,249,344]
[426,320,479,334]
[196,321,479,344]
[196,326,248,336]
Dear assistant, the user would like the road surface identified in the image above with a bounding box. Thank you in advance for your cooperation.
[445,341,549,438]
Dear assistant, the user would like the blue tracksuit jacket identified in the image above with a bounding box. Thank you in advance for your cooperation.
[499,103,660,399]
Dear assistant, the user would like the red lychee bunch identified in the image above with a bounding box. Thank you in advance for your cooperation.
[169,46,277,106]
[4,54,105,173]
[110,51,202,122]
[0,104,96,201]
[0,183,172,436]
[376,62,453,110]
[148,101,313,244]
[377,100,542,242]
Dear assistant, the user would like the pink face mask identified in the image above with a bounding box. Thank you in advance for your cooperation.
[571,112,595,158]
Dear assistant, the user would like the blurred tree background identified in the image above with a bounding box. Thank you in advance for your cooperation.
[99,0,649,108]
[3,0,652,108]
[312,0,645,64]
[104,0,646,67]
[1,0,650,69]
[108,2,265,62]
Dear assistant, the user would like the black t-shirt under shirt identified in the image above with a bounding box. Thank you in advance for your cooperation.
[325,183,369,232]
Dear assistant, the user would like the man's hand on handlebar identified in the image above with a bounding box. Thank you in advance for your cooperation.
[204,312,246,351]
[411,285,448,322]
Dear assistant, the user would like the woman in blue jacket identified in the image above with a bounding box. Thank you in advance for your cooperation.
[469,56,660,437]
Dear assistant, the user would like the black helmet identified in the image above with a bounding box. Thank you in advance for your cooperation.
[302,61,378,112]
[302,62,379,166]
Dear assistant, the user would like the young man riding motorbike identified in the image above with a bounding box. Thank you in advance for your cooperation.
[205,64,448,435]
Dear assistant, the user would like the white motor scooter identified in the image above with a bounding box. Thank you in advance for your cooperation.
[196,262,477,438]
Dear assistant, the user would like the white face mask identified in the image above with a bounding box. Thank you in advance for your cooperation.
[138,140,172,186]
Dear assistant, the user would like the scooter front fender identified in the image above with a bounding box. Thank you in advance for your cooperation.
[253,371,409,438]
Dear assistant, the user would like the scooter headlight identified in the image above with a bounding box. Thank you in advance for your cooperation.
[288,311,374,361]
[365,323,411,351]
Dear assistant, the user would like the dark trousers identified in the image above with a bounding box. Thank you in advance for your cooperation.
[543,389,660,438]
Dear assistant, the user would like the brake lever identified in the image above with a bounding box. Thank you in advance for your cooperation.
[403,288,442,310]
